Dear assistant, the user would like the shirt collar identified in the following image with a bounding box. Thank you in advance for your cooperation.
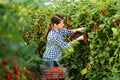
[52,27,60,33]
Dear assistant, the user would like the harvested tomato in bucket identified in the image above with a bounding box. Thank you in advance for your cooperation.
[42,67,67,80]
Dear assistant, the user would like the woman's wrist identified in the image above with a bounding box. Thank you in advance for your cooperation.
[72,27,85,33]
[71,39,78,44]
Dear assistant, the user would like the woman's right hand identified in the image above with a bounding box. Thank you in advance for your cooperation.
[72,27,85,33]
[77,27,85,32]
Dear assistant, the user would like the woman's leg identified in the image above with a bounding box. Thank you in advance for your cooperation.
[53,61,59,67]
[42,59,54,67]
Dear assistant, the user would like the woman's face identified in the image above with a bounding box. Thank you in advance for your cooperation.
[57,20,64,29]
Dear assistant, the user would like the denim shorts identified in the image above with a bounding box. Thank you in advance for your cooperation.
[42,58,59,67]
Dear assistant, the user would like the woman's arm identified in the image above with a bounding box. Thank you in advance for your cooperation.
[72,27,85,33]
[71,35,84,44]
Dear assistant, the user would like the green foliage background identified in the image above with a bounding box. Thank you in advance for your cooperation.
[0,0,120,80]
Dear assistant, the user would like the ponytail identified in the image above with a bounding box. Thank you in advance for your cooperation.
[45,23,52,38]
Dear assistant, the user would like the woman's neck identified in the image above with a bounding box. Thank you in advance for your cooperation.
[53,27,59,32]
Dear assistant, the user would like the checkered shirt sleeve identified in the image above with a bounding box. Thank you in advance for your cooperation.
[50,35,71,48]
[60,28,73,36]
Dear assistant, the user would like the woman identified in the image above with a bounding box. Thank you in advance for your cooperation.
[43,14,85,67]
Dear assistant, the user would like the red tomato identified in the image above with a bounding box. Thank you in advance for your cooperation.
[100,10,107,15]
[2,59,7,65]
[67,15,71,23]
[115,20,119,26]
[94,23,99,32]
[13,65,19,75]
[5,73,12,80]
[84,32,88,43]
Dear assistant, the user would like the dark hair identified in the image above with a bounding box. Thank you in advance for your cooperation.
[45,14,64,37]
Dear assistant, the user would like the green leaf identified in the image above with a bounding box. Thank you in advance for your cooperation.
[80,68,87,75]
[112,28,118,35]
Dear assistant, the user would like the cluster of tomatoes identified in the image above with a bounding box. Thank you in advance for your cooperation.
[1,59,20,80]
[115,19,119,26]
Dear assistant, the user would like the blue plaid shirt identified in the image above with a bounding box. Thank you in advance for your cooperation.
[43,28,73,61]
